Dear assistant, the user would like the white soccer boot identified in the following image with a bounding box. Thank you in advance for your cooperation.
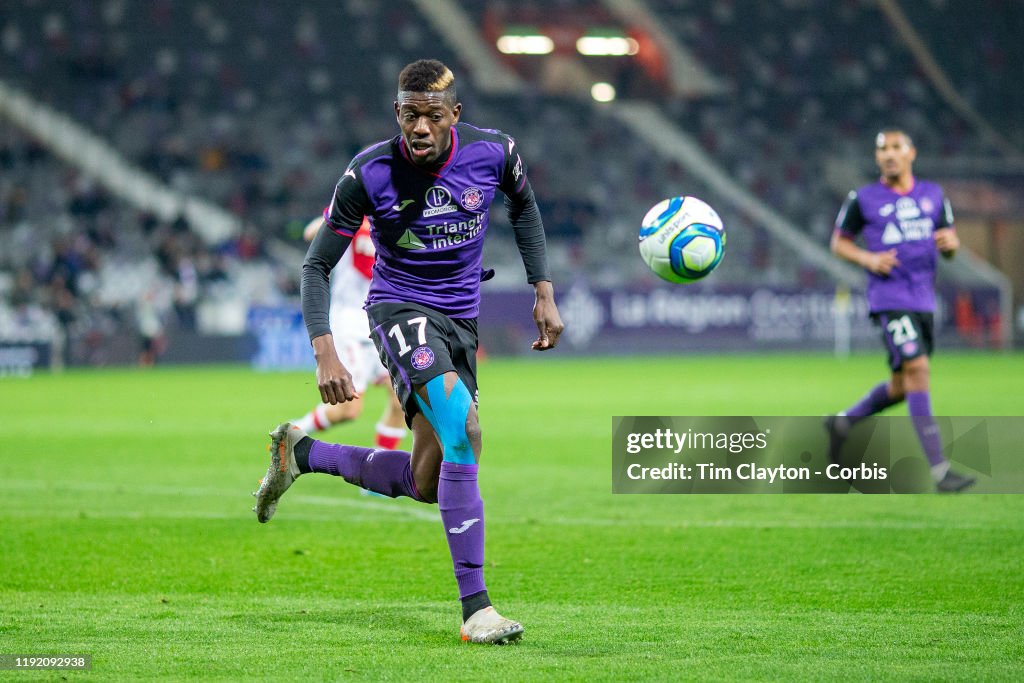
[460,606,524,644]
[252,422,305,523]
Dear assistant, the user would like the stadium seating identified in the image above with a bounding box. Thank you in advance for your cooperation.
[643,0,1014,235]
[0,124,284,364]
[896,0,1024,150]
[0,0,1017,363]
[0,0,783,282]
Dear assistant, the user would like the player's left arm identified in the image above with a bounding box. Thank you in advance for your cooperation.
[499,137,564,351]
[934,195,959,259]
[530,280,563,351]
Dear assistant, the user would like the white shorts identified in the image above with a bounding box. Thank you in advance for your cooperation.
[330,306,388,394]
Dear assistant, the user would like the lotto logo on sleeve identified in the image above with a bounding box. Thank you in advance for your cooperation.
[410,346,435,370]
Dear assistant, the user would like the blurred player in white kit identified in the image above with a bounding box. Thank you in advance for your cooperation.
[291,215,407,452]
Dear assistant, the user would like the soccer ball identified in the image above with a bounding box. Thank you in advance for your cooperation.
[638,196,726,283]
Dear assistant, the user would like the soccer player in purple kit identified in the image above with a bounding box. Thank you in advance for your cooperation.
[253,59,564,643]
[825,128,975,493]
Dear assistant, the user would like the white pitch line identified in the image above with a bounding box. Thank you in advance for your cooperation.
[0,508,428,524]
[0,479,1011,530]
[290,494,440,522]
[0,479,440,523]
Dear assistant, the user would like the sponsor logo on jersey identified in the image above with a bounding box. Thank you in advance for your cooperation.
[391,199,415,212]
[410,345,435,370]
[897,217,935,241]
[424,213,485,249]
[895,197,920,221]
[395,214,486,251]
[461,186,484,210]
[878,198,935,244]
[881,222,903,245]
[423,186,457,217]
[396,229,426,250]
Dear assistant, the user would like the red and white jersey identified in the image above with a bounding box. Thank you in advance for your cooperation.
[330,217,375,339]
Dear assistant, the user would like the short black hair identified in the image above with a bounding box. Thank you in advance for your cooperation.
[397,59,456,105]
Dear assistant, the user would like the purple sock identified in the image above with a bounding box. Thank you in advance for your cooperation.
[308,441,424,501]
[907,391,947,468]
[438,462,486,599]
[845,381,900,424]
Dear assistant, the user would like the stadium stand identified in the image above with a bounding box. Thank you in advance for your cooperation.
[0,0,772,285]
[643,0,1017,236]
[896,0,1024,150]
[0,0,1018,364]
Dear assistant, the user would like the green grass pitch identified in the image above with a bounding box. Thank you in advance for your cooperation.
[2,352,1023,681]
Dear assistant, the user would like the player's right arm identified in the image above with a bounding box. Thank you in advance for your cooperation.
[302,165,370,404]
[830,190,900,276]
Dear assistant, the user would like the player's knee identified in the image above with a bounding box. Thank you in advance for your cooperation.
[887,377,904,401]
[447,431,475,464]
[439,413,475,464]
[902,357,930,390]
[465,414,482,451]
[415,375,477,465]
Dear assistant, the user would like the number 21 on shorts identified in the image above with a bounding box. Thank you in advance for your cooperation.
[886,315,918,346]
[387,316,428,356]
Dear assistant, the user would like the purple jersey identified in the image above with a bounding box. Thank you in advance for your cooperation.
[836,178,954,312]
[323,123,529,318]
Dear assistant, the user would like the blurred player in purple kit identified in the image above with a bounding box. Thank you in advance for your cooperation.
[826,128,975,493]
[253,59,564,643]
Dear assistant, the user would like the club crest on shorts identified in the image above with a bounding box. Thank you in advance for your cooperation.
[410,345,435,370]
[461,186,484,210]
[902,341,918,355]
